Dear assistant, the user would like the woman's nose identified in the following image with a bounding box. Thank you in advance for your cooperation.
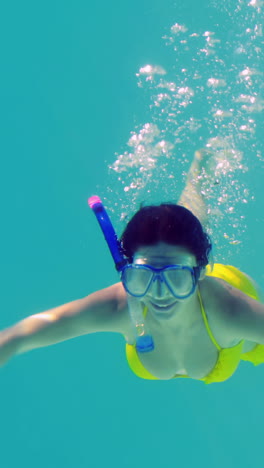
[150,274,168,298]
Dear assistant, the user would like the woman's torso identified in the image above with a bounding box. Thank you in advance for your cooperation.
[120,274,258,380]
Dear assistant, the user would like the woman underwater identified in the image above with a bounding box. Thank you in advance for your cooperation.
[1,151,264,384]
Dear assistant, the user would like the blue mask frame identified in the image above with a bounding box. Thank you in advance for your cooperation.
[121,264,201,299]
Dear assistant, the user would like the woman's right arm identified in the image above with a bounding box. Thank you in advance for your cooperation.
[0,282,129,367]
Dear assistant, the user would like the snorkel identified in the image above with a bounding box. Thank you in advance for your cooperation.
[88,196,154,352]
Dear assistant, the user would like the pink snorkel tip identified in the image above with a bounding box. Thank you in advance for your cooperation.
[88,195,102,208]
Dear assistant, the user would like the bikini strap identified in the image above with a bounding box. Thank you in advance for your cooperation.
[197,288,222,351]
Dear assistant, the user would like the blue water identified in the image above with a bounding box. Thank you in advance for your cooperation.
[0,1,263,467]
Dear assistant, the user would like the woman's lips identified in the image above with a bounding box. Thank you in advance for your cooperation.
[149,301,177,313]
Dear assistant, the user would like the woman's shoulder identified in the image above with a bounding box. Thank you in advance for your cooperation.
[199,276,237,329]
[201,273,257,318]
[78,282,130,336]
[200,273,264,346]
[107,282,134,337]
[205,263,262,301]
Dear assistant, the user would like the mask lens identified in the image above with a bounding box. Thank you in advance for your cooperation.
[164,267,194,297]
[122,265,153,296]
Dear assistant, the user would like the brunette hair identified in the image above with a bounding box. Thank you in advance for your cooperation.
[120,203,212,267]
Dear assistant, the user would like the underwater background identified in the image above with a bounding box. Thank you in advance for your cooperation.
[0,0,264,467]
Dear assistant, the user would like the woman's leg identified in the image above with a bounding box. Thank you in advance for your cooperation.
[178,148,215,227]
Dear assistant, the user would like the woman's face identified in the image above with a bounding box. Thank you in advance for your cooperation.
[133,242,198,320]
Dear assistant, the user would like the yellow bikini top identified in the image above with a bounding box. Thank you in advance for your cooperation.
[125,264,263,384]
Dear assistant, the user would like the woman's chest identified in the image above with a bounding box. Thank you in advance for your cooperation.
[125,282,253,380]
[137,319,220,380]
